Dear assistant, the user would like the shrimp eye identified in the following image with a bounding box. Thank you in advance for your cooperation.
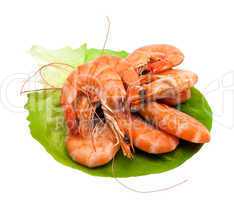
[141,69,150,75]
[123,133,130,144]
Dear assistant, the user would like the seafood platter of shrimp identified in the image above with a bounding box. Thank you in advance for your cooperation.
[24,44,212,177]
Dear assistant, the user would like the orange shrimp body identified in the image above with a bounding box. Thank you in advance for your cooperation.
[128,69,198,106]
[131,116,179,154]
[139,102,210,143]
[65,95,119,168]
[126,44,184,74]
[66,124,119,168]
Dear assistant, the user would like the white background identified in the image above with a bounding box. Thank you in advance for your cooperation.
[0,0,234,199]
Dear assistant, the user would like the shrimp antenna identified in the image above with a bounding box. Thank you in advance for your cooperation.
[101,16,111,54]
[21,87,61,94]
[20,62,73,95]
[112,156,188,193]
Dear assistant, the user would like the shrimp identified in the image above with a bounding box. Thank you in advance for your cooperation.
[128,69,198,106]
[138,102,210,143]
[66,95,119,168]
[66,125,119,168]
[128,70,192,106]
[126,44,184,75]
[121,44,188,106]
[61,56,134,158]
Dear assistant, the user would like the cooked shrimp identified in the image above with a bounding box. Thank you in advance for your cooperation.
[65,95,119,168]
[126,44,184,74]
[66,125,119,168]
[138,102,210,143]
[128,69,198,106]
[125,70,191,106]
[61,56,134,158]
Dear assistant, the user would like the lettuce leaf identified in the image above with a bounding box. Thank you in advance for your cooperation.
[25,46,212,177]
[85,48,128,62]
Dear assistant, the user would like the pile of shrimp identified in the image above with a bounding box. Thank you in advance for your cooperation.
[60,44,210,168]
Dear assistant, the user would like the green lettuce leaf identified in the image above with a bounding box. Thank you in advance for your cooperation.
[25,46,212,177]
[85,48,128,62]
